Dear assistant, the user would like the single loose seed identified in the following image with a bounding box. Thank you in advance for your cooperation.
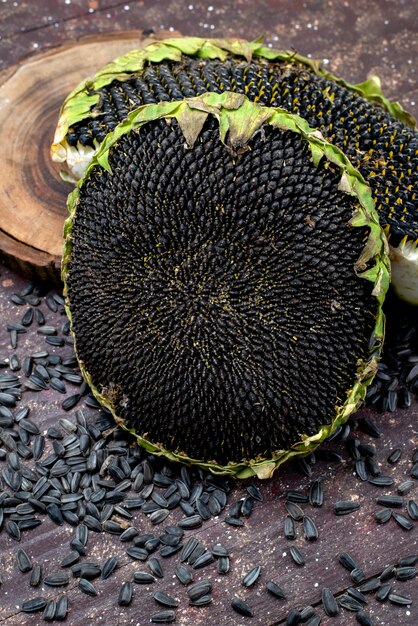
[153,591,179,608]
[17,548,32,573]
[30,564,42,587]
[21,597,47,613]
[376,496,403,508]
[375,508,392,524]
[286,608,302,625]
[118,581,133,606]
[55,595,68,620]
[356,610,374,626]
[359,577,381,593]
[388,592,412,605]
[285,501,304,521]
[151,611,176,623]
[242,565,261,587]
[102,556,118,580]
[284,515,296,540]
[78,578,97,596]
[393,512,414,530]
[289,546,305,566]
[231,597,253,617]
[338,552,360,571]
[351,567,366,583]
[334,500,360,515]
[266,580,286,599]
[43,599,57,622]
[44,572,69,587]
[134,571,156,584]
[395,566,417,581]
[376,583,391,602]
[309,480,324,507]
[338,594,364,611]
[322,587,339,616]
[303,516,318,541]
[175,564,193,585]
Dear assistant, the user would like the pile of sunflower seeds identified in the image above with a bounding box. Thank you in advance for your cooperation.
[0,276,417,624]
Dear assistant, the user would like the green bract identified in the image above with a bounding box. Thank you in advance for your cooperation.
[52,36,415,165]
[63,94,390,479]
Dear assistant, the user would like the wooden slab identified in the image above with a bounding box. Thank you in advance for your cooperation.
[0,264,416,625]
[0,31,160,283]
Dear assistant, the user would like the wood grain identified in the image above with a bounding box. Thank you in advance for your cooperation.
[0,31,154,283]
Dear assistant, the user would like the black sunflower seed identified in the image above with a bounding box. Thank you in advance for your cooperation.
[17,548,33,572]
[178,514,202,529]
[347,586,367,604]
[322,587,339,616]
[375,507,392,524]
[376,495,403,508]
[43,599,57,622]
[368,476,393,487]
[151,611,176,623]
[153,591,178,608]
[175,564,193,585]
[224,515,244,526]
[30,563,42,587]
[6,520,21,540]
[126,547,148,561]
[266,580,286,599]
[118,581,133,606]
[380,565,395,581]
[149,509,170,525]
[303,516,318,541]
[79,578,97,596]
[376,583,391,602]
[338,552,360,571]
[55,595,68,620]
[395,566,417,581]
[309,480,324,507]
[60,551,80,567]
[355,460,368,481]
[242,565,261,588]
[359,577,381,593]
[388,592,412,605]
[247,484,262,501]
[338,594,364,611]
[62,394,81,411]
[21,597,47,613]
[397,480,415,496]
[387,448,402,464]
[289,546,305,566]
[189,594,213,607]
[398,555,418,567]
[284,515,296,540]
[286,490,308,504]
[356,610,374,626]
[134,571,156,584]
[148,557,164,578]
[119,527,138,542]
[285,501,304,521]
[160,544,182,558]
[217,556,230,574]
[231,597,253,617]
[407,500,418,520]
[393,512,413,530]
[351,567,366,583]
[44,572,69,587]
[334,500,360,515]
[187,579,212,601]
[212,544,229,557]
[286,608,302,625]
[192,551,214,569]
[102,556,118,580]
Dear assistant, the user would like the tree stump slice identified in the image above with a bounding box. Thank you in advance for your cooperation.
[0,31,164,284]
